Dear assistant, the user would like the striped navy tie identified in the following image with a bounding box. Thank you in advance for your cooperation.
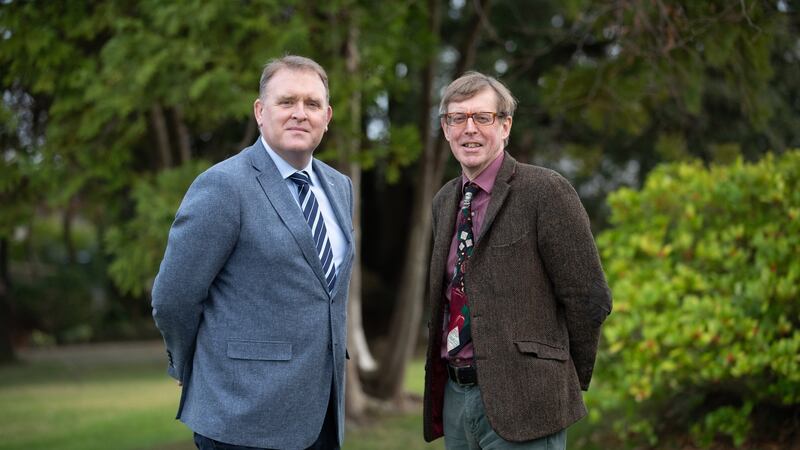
[289,171,337,292]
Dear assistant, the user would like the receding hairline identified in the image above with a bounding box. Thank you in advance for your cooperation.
[439,71,517,116]
[258,56,330,102]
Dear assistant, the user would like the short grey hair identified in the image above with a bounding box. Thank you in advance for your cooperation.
[258,55,330,102]
[439,71,517,116]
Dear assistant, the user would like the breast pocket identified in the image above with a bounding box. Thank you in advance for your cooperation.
[484,229,535,299]
[488,229,530,254]
[226,340,292,361]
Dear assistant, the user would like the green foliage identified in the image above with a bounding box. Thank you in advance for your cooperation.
[8,215,107,345]
[105,160,210,297]
[596,151,800,447]
[542,0,783,136]
[690,402,753,448]
[500,0,800,226]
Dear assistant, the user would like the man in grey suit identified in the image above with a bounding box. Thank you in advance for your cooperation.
[422,72,612,449]
[152,55,354,450]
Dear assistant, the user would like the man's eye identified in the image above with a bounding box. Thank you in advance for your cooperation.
[451,114,467,123]
[475,114,492,124]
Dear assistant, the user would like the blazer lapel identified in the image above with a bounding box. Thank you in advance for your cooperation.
[476,152,516,243]
[248,143,331,292]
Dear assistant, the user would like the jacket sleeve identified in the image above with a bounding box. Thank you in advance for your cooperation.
[151,169,240,381]
[537,172,612,390]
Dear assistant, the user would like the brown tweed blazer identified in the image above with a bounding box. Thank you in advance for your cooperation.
[423,153,612,442]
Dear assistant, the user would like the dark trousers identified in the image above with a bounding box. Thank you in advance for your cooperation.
[193,387,339,450]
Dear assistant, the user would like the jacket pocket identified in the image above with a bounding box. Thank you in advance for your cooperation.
[226,340,292,361]
[488,229,531,251]
[514,340,568,361]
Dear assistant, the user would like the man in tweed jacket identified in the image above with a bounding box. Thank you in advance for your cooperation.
[423,71,612,449]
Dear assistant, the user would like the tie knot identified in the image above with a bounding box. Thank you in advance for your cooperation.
[464,182,480,195]
[463,183,480,204]
[289,171,311,187]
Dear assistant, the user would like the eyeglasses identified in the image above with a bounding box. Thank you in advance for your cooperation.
[439,112,508,127]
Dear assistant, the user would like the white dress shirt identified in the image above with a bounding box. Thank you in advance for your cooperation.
[261,137,347,277]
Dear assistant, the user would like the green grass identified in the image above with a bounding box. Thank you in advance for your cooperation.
[346,358,437,450]
[0,344,192,450]
[0,343,438,450]
[0,343,607,450]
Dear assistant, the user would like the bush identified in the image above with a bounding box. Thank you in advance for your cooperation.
[594,151,800,447]
[105,160,210,298]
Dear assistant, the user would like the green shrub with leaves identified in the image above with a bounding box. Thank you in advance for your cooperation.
[105,160,210,298]
[594,151,800,447]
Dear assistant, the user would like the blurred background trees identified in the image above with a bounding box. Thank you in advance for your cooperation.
[1,0,798,447]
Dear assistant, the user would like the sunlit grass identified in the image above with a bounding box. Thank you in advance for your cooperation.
[0,343,438,450]
[0,345,191,450]
[346,357,436,450]
[0,343,614,450]
[403,358,426,396]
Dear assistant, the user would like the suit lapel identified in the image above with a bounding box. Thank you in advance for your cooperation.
[248,142,331,293]
[476,152,516,243]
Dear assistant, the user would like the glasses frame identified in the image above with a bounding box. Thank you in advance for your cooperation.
[439,111,508,127]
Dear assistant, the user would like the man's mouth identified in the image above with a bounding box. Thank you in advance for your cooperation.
[462,142,482,148]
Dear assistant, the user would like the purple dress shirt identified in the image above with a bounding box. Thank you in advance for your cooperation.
[440,152,506,364]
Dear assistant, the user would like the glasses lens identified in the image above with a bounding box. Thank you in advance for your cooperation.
[473,113,494,125]
[448,113,467,125]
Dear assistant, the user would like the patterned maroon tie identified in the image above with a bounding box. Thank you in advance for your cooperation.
[447,182,479,356]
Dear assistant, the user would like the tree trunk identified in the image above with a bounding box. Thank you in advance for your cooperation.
[345,164,369,419]
[150,103,173,169]
[238,119,258,152]
[172,106,192,164]
[368,0,490,401]
[62,197,77,265]
[338,19,373,420]
[367,0,443,401]
[0,238,16,363]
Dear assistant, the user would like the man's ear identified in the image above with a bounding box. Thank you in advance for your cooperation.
[501,115,513,140]
[253,98,263,127]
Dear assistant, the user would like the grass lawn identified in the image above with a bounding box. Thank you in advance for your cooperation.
[0,342,438,450]
[0,342,610,450]
[0,342,192,450]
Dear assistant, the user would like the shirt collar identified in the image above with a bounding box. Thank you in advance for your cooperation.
[462,151,505,194]
[261,136,314,183]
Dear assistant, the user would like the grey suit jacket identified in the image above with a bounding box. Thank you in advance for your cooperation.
[151,139,354,449]
[423,153,611,442]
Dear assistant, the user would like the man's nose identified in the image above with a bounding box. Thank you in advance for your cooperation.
[464,116,478,133]
[291,103,308,120]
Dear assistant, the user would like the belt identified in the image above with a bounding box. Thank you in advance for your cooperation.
[447,364,477,386]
